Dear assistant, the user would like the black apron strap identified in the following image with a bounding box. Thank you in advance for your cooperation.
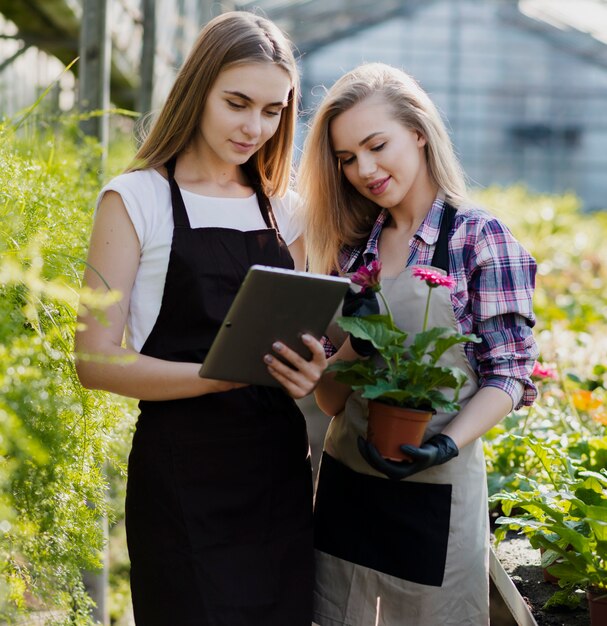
[242,161,282,235]
[430,201,457,274]
[165,157,191,229]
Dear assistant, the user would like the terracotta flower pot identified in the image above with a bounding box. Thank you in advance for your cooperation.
[367,400,433,461]
[539,547,566,585]
[587,589,607,626]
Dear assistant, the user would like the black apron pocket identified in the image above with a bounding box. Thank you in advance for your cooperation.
[314,452,452,586]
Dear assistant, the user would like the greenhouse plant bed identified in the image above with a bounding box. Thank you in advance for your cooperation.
[493,532,590,626]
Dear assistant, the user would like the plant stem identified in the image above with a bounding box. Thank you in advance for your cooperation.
[377,290,394,329]
[376,289,400,377]
[422,287,433,333]
[520,404,534,433]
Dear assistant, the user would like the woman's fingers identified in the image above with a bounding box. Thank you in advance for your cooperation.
[265,334,327,398]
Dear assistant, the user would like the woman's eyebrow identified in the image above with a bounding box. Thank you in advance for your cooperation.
[358,131,384,146]
[334,132,385,154]
[222,90,286,107]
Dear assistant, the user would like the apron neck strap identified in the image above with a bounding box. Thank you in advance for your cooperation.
[430,202,457,274]
[241,161,281,233]
[165,157,191,229]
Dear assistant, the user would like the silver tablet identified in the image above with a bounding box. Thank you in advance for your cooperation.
[199,265,350,387]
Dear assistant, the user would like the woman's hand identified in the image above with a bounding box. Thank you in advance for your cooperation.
[264,334,327,399]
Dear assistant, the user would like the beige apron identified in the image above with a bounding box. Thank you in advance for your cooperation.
[313,219,490,625]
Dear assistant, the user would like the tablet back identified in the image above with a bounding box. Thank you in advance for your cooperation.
[199,265,350,387]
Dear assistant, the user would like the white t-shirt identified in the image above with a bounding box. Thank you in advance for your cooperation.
[96,169,303,352]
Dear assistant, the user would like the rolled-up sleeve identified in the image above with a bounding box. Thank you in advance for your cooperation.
[469,219,539,408]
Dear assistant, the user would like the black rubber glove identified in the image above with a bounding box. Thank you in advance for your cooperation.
[357,433,459,481]
[342,287,380,357]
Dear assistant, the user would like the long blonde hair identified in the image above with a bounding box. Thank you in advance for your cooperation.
[299,63,467,274]
[127,11,299,196]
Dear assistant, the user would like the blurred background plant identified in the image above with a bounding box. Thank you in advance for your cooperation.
[477,186,607,495]
[476,187,607,611]
[0,110,137,624]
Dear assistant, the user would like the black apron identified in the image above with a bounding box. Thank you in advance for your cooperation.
[125,159,314,626]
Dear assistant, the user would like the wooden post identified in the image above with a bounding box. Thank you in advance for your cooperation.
[138,0,155,115]
[81,512,109,626]
[78,0,111,163]
[78,3,110,617]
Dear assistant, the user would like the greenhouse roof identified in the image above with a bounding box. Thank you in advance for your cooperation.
[520,0,607,45]
[235,0,607,56]
[2,0,607,104]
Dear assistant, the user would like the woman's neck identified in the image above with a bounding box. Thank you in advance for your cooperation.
[387,175,439,234]
[172,144,252,198]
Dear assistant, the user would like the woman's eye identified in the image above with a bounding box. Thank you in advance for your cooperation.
[340,156,355,166]
[227,100,246,109]
[371,143,386,152]
[264,109,281,117]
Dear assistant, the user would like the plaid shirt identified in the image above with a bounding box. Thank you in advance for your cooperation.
[331,196,538,408]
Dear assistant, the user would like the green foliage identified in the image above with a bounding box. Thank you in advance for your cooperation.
[479,185,607,488]
[473,186,607,613]
[492,440,607,606]
[0,113,136,623]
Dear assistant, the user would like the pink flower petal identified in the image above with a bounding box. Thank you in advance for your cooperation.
[412,267,455,289]
[351,260,382,292]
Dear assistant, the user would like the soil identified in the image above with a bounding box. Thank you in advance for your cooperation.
[493,528,590,626]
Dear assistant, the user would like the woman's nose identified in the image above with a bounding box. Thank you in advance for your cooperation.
[242,111,262,138]
[358,155,377,179]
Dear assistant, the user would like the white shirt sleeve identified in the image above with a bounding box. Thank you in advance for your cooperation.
[270,188,304,246]
[95,170,168,251]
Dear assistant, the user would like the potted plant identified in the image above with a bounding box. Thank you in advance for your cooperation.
[492,438,607,623]
[328,260,480,460]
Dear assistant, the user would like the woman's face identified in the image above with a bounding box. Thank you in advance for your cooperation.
[199,62,292,167]
[329,94,428,211]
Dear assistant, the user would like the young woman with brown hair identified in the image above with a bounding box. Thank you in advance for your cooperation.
[75,11,324,625]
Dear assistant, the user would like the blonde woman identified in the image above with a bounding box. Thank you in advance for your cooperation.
[300,63,538,625]
[75,12,325,625]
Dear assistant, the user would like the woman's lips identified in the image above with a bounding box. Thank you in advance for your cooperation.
[367,176,390,196]
[230,140,256,153]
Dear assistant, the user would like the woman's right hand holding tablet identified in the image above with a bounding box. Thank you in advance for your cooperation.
[264,333,327,399]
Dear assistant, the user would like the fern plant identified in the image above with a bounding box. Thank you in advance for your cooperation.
[0,112,135,624]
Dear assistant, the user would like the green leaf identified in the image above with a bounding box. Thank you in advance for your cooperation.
[408,327,446,360]
[336,315,407,349]
[429,332,481,363]
[329,360,378,386]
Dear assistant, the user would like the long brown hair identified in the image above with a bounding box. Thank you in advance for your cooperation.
[127,11,299,196]
[299,63,467,274]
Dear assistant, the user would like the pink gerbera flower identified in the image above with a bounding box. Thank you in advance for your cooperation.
[412,267,456,290]
[351,260,382,292]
